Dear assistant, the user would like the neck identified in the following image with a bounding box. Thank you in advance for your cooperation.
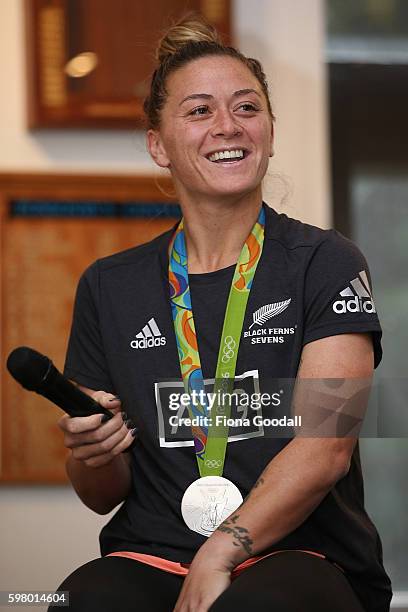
[178,192,263,274]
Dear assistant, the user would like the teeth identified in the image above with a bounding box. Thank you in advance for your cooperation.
[208,149,245,162]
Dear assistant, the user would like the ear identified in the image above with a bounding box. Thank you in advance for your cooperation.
[269,122,275,158]
[146,129,171,168]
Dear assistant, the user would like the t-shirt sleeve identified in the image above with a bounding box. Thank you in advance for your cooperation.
[64,262,115,392]
[302,230,383,369]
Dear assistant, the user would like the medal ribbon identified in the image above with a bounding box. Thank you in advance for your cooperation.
[168,206,265,477]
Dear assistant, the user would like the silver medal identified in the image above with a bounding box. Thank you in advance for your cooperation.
[181,476,243,537]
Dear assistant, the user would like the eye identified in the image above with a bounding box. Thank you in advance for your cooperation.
[237,103,258,112]
[189,106,210,116]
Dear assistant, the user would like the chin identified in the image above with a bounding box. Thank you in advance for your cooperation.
[208,180,259,198]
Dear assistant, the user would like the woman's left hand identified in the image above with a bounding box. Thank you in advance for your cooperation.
[173,557,232,612]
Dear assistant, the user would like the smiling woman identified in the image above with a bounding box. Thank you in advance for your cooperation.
[145,50,275,252]
[49,12,392,612]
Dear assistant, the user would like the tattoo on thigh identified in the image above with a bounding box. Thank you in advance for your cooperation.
[217,514,253,555]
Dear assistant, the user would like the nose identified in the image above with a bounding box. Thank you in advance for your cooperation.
[211,108,242,138]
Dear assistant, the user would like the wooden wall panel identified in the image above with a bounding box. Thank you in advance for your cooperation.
[0,173,177,482]
[25,0,232,128]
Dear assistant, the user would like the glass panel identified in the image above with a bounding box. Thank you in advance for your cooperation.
[351,168,408,592]
[351,170,408,381]
[327,0,408,37]
[326,0,408,63]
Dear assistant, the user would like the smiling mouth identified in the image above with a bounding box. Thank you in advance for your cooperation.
[205,150,250,165]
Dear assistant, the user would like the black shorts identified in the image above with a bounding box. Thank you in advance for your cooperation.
[49,550,366,611]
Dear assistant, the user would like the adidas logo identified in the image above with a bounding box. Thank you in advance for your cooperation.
[130,317,167,349]
[332,270,376,314]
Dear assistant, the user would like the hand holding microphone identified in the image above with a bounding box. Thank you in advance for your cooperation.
[57,391,138,468]
[6,346,138,468]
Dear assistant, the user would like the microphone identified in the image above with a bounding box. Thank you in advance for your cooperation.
[6,346,114,421]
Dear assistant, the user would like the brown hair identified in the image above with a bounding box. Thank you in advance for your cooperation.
[143,13,275,130]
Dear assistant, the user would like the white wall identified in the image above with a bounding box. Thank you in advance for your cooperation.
[0,0,331,225]
[0,0,153,174]
[236,0,331,227]
[0,0,331,608]
[0,487,114,592]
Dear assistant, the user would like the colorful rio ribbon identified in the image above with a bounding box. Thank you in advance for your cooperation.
[168,206,265,478]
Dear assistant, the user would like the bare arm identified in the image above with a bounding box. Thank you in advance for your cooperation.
[66,452,132,515]
[59,387,135,515]
[193,332,374,568]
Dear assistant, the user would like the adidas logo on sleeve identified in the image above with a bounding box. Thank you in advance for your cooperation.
[130,317,167,349]
[332,270,376,314]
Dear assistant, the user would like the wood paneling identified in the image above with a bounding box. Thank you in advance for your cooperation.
[0,172,177,482]
[25,0,232,128]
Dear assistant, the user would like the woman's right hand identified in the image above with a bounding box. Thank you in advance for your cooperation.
[57,390,137,468]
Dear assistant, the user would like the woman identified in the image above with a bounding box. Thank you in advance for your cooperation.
[51,14,392,612]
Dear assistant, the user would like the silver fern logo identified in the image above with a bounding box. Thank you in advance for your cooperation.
[249,299,291,329]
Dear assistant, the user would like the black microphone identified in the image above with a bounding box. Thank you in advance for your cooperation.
[6,346,114,421]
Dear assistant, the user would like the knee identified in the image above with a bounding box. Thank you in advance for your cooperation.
[47,558,118,612]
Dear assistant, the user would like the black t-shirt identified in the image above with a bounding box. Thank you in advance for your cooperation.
[64,203,392,612]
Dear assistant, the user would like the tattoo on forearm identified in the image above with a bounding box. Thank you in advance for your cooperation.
[254,476,264,489]
[217,513,254,555]
[244,476,265,501]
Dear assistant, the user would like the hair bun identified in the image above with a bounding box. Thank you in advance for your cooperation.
[156,12,222,63]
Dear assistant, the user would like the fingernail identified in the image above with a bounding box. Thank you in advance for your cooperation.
[131,428,138,437]
[101,414,110,423]
[109,397,120,402]
[121,411,128,421]
[125,418,135,429]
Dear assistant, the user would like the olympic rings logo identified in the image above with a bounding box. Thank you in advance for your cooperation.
[221,336,236,363]
[204,459,222,469]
